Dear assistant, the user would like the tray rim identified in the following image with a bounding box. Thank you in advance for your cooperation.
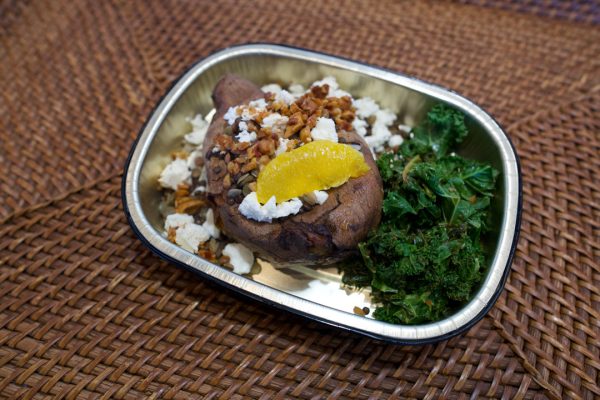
[122,43,522,344]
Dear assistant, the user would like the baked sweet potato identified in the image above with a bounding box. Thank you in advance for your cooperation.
[203,74,383,265]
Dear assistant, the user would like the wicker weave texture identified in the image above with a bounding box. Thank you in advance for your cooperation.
[1,0,599,399]
[458,0,600,24]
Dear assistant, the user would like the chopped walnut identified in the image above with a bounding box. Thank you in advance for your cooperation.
[208,82,357,196]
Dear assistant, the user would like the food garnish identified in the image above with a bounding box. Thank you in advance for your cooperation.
[256,141,370,204]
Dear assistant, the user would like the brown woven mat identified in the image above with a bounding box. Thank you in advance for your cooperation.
[459,0,600,24]
[1,1,599,398]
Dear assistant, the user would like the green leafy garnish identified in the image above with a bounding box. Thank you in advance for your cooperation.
[341,104,499,324]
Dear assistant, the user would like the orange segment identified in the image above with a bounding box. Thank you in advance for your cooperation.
[256,141,370,204]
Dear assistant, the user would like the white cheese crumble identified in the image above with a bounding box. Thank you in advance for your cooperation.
[158,159,191,190]
[175,223,210,253]
[222,243,255,274]
[353,97,379,119]
[388,134,404,147]
[224,99,268,126]
[236,129,257,143]
[313,190,329,205]
[310,117,338,142]
[238,192,302,222]
[164,213,194,231]
[202,208,220,239]
[275,138,290,156]
[365,109,397,152]
[375,109,396,126]
[311,76,351,98]
[260,85,296,104]
[288,83,305,97]
[223,106,239,125]
[311,76,338,90]
[365,133,389,153]
[261,83,282,93]
[352,118,368,137]
[184,114,209,145]
[261,113,289,134]
[248,98,267,110]
[164,207,219,246]
[275,90,295,105]
[398,124,412,133]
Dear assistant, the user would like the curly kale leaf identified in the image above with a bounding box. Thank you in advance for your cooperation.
[341,104,499,325]
[399,103,468,160]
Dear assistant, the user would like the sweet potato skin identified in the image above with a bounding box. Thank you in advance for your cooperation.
[203,74,383,265]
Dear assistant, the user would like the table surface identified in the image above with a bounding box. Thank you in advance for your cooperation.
[1,1,598,399]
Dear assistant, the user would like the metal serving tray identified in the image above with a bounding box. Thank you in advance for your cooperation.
[122,44,521,344]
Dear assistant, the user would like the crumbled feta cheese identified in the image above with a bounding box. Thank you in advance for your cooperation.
[371,123,392,141]
[352,118,368,137]
[261,113,289,134]
[274,197,303,218]
[288,83,305,97]
[261,83,282,94]
[275,137,290,156]
[313,190,329,205]
[238,99,267,121]
[202,208,220,239]
[388,134,404,147]
[224,106,240,125]
[275,90,295,105]
[159,159,191,190]
[310,117,338,142]
[331,88,352,98]
[312,76,339,91]
[238,192,302,222]
[188,114,208,133]
[239,192,271,222]
[223,243,254,274]
[260,83,294,104]
[236,130,257,143]
[353,97,379,119]
[248,98,267,110]
[224,99,268,125]
[375,109,396,126]
[175,223,210,253]
[184,114,209,145]
[164,213,194,231]
[398,124,412,133]
[311,76,351,98]
[364,134,388,153]
[365,109,397,152]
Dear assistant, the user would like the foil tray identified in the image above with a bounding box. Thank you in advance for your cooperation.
[122,44,521,344]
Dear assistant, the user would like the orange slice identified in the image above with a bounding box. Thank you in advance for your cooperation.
[256,141,370,204]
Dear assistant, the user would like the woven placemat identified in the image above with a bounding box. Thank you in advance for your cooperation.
[459,0,600,24]
[1,0,599,398]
